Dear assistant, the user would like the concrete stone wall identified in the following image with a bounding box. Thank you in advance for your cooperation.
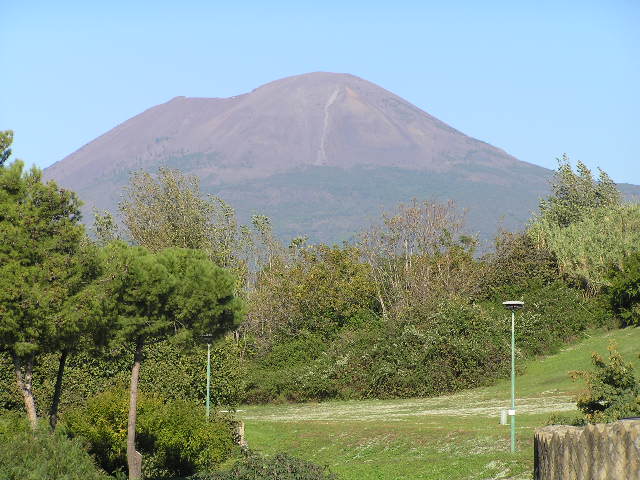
[534,420,640,480]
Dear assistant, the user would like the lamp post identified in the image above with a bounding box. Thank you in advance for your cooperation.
[201,333,214,420]
[502,300,524,453]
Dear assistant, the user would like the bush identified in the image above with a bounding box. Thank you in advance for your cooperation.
[608,253,640,327]
[483,230,610,356]
[483,231,559,296]
[330,299,511,399]
[0,352,21,412]
[141,399,237,477]
[0,412,108,480]
[545,412,586,427]
[200,450,337,480]
[243,334,336,403]
[243,298,515,402]
[64,390,237,478]
[485,280,610,357]
[245,244,379,344]
[570,342,640,423]
[243,283,608,403]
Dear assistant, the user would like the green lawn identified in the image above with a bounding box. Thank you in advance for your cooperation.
[237,327,640,480]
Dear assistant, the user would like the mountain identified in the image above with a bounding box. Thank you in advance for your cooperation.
[43,72,639,245]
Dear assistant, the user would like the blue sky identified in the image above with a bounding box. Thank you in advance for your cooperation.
[1,1,639,183]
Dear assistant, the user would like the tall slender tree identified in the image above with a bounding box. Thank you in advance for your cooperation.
[0,155,87,429]
[93,243,242,479]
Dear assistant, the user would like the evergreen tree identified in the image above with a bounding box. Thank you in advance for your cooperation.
[0,154,88,429]
[91,243,242,479]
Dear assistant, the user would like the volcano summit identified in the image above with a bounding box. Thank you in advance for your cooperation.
[44,72,570,242]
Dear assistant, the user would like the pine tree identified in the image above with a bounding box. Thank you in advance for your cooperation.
[0,155,88,429]
[91,243,242,479]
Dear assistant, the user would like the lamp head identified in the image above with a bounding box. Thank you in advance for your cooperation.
[502,300,524,311]
[200,333,215,343]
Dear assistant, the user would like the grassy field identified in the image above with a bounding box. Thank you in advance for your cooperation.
[238,327,640,480]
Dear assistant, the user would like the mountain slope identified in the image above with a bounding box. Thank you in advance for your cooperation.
[43,72,636,243]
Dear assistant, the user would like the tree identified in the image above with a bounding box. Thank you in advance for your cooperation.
[609,252,640,327]
[246,244,378,342]
[0,130,13,166]
[117,167,287,291]
[530,203,640,294]
[47,241,104,430]
[93,243,242,479]
[358,199,479,316]
[0,155,90,429]
[119,168,241,267]
[538,154,620,228]
[570,343,640,423]
[92,209,120,245]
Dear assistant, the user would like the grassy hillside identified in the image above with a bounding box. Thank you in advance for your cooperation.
[238,327,640,480]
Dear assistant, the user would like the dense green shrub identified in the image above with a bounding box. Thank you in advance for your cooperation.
[137,336,246,407]
[608,253,640,327]
[243,282,610,402]
[244,334,336,403]
[63,390,136,473]
[141,399,237,477]
[481,223,612,359]
[242,244,380,403]
[0,412,108,480]
[64,390,237,478]
[570,342,640,423]
[247,298,514,402]
[0,353,20,412]
[246,245,379,342]
[200,450,337,480]
[545,411,587,427]
[330,299,511,399]
[482,231,559,296]
[485,280,610,356]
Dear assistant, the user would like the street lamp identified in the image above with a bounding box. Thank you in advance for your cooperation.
[503,300,524,453]
[201,333,214,420]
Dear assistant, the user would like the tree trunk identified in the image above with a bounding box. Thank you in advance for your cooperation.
[376,289,388,318]
[49,348,68,430]
[127,338,144,480]
[13,353,38,430]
